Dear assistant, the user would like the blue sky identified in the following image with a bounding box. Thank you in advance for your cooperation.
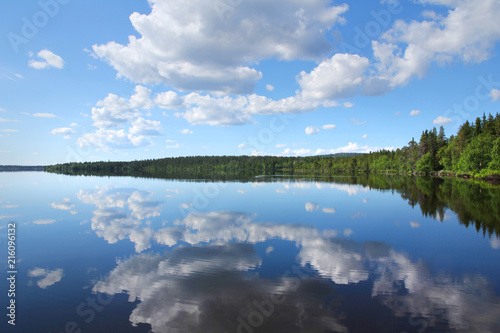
[1,0,500,165]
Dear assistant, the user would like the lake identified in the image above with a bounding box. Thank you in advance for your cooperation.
[1,172,499,333]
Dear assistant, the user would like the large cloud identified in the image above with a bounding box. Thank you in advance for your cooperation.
[299,0,500,98]
[176,92,338,126]
[372,0,500,88]
[92,0,348,94]
[83,0,500,132]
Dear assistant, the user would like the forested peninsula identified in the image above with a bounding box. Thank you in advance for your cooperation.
[46,114,500,180]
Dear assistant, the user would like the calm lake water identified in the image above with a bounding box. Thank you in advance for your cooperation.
[1,172,499,333]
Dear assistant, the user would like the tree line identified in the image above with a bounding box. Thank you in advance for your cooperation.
[46,113,500,179]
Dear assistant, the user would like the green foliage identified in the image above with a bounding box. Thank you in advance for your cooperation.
[456,133,495,173]
[416,153,434,174]
[45,113,500,178]
[489,137,500,170]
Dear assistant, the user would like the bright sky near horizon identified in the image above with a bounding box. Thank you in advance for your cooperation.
[1,0,500,165]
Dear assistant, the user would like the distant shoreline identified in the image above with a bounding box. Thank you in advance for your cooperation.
[0,165,46,171]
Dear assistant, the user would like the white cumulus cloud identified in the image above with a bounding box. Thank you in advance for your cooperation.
[490,89,500,102]
[28,50,64,69]
[92,0,348,94]
[77,86,166,151]
[129,85,155,110]
[129,118,163,136]
[51,127,75,136]
[91,93,140,129]
[305,202,320,212]
[372,0,500,88]
[305,126,319,135]
[433,116,452,125]
[298,53,369,100]
[155,91,185,110]
[77,129,149,151]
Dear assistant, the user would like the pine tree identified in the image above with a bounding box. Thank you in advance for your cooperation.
[437,126,447,150]
[474,117,482,136]
[457,121,472,153]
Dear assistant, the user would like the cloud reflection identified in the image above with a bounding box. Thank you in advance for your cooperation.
[90,208,500,332]
[50,198,76,211]
[28,268,64,289]
[77,186,164,252]
[77,185,499,331]
[490,237,500,250]
[94,244,264,332]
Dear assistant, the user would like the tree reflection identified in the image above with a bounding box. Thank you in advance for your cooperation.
[339,175,500,237]
[280,174,500,237]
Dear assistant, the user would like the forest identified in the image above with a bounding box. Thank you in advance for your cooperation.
[46,113,500,179]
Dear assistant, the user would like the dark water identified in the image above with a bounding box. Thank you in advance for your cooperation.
[1,172,499,333]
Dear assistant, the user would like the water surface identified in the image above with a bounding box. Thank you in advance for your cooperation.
[1,172,499,332]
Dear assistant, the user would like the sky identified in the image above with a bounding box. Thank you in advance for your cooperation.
[1,0,500,165]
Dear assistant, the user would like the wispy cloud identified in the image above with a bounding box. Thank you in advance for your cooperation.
[410,221,421,228]
[32,219,56,225]
[322,124,336,130]
[51,127,75,140]
[350,119,366,125]
[0,118,18,122]
[33,113,56,118]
